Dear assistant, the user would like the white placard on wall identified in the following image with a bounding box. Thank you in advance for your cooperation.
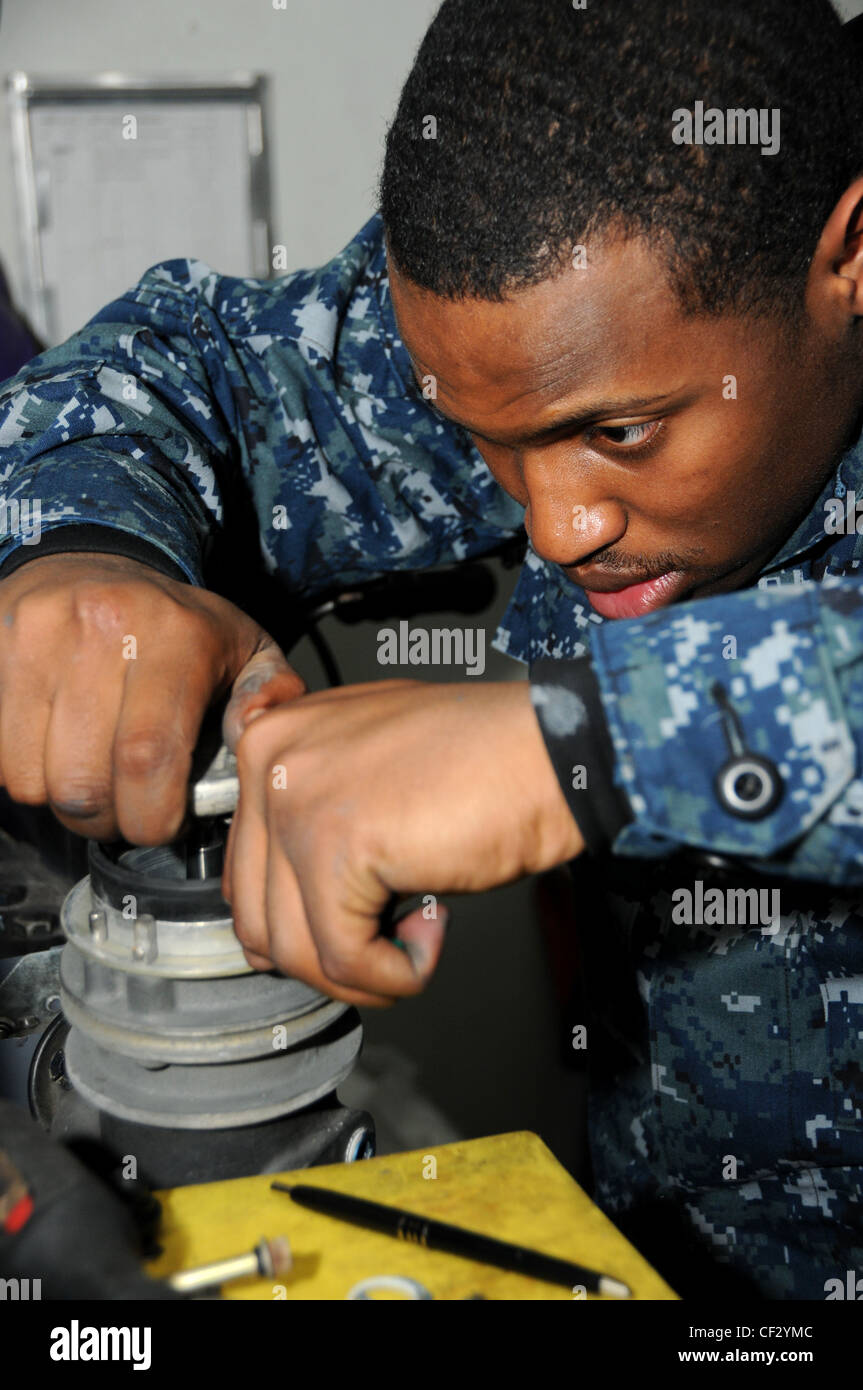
[7,73,271,345]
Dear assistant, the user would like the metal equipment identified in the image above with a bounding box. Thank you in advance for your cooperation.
[14,738,374,1187]
[1,551,525,1187]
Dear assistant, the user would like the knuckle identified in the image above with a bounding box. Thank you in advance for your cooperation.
[72,584,129,634]
[230,907,262,951]
[237,932,268,964]
[313,979,357,1005]
[5,589,62,641]
[49,779,112,818]
[242,948,272,972]
[114,729,178,780]
[54,808,116,840]
[3,775,45,805]
[236,709,283,770]
[317,943,357,985]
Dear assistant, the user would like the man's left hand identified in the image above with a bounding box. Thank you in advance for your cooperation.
[221,679,584,1006]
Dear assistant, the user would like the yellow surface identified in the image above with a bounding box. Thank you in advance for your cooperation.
[146,1130,678,1300]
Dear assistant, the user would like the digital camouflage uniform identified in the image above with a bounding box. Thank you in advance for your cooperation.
[0,213,861,1299]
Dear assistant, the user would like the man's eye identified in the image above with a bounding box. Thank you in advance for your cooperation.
[592,420,662,449]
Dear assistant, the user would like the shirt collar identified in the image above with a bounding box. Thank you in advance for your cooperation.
[754,416,863,573]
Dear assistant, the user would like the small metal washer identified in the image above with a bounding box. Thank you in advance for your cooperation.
[346,1275,434,1300]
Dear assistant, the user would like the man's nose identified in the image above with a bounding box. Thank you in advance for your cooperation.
[522,454,627,566]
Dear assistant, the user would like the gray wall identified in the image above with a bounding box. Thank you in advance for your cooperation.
[0,0,439,289]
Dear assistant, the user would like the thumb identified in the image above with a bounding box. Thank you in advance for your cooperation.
[222,636,307,751]
[389,904,450,981]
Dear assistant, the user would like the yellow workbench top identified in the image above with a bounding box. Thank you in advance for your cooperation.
[146,1130,678,1300]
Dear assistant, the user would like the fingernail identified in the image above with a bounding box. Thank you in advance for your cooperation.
[390,937,426,972]
[403,940,428,974]
[233,668,277,698]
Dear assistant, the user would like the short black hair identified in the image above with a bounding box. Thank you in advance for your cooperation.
[379,0,862,320]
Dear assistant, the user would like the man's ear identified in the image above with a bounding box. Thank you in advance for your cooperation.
[807,176,863,324]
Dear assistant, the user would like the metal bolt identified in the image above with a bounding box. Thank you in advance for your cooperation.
[88,909,107,942]
[132,914,158,964]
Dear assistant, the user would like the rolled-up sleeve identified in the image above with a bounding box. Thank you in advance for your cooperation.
[0,214,525,598]
[530,579,863,884]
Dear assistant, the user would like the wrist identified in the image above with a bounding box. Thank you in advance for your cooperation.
[508,680,585,872]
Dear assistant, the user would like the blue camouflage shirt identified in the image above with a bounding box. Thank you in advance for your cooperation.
[1,211,862,1298]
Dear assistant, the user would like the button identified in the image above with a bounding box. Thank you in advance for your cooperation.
[715,754,783,820]
[710,681,784,821]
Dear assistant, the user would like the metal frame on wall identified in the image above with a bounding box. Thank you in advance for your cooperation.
[6,71,272,344]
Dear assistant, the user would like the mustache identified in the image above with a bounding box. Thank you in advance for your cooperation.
[573,546,705,578]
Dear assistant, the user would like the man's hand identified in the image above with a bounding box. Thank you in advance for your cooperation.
[0,551,305,843]
[221,679,584,1007]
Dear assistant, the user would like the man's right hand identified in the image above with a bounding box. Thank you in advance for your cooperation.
[0,551,305,845]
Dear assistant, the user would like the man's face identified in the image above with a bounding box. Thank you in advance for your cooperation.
[388,235,855,619]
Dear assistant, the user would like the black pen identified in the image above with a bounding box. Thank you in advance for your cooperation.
[271,1181,631,1297]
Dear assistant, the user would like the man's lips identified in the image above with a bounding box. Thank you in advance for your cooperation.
[578,569,691,619]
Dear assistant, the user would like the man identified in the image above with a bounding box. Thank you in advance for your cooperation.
[0,0,861,1298]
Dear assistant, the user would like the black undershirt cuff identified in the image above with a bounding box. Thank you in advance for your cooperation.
[529,654,633,855]
[0,526,193,586]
